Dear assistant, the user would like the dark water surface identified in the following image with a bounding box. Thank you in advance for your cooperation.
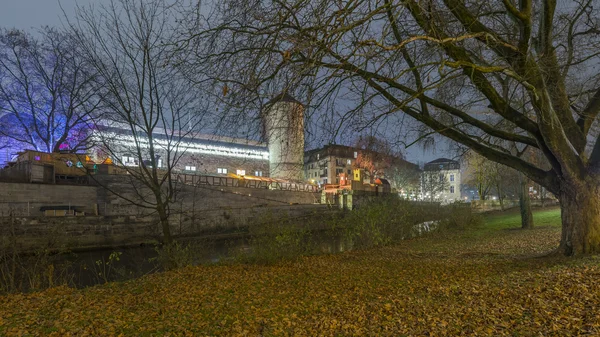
[3,232,352,291]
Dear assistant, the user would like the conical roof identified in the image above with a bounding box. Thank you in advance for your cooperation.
[266,92,303,106]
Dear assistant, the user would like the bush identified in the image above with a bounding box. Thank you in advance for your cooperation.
[233,212,314,264]
[338,197,421,248]
[232,200,483,264]
[436,202,484,231]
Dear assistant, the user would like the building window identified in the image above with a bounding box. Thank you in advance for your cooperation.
[347,159,351,165]
[254,171,263,177]
[439,174,444,182]
[450,174,454,182]
[450,186,455,193]
[236,169,246,176]
[354,151,358,158]
[122,155,136,166]
[217,168,227,174]
[347,169,351,175]
[185,166,196,171]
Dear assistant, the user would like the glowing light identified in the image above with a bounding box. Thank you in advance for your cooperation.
[92,131,269,160]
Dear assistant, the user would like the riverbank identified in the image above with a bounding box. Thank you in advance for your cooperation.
[3,207,599,336]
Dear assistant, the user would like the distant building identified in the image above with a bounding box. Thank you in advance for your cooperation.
[304,145,357,185]
[89,124,270,177]
[303,144,419,190]
[1,93,308,180]
[421,158,461,203]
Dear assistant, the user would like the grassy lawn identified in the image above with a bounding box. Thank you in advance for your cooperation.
[2,206,600,336]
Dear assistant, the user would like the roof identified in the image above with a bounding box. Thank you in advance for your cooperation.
[266,92,303,106]
[96,125,267,152]
[426,158,458,164]
[424,157,460,171]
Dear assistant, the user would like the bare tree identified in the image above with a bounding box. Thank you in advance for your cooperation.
[352,135,394,183]
[464,152,495,201]
[465,150,533,227]
[182,0,600,255]
[388,162,421,197]
[69,0,203,245]
[420,166,451,203]
[0,28,100,156]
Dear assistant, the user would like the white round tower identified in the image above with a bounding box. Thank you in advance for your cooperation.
[263,93,305,181]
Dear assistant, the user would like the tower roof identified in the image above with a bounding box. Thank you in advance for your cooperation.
[425,158,457,165]
[266,92,303,106]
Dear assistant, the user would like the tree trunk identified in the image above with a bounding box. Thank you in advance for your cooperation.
[539,185,546,208]
[558,180,600,256]
[156,202,173,245]
[496,183,505,211]
[519,175,533,229]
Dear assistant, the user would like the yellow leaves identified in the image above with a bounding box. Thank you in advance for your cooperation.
[222,84,229,97]
[0,208,597,336]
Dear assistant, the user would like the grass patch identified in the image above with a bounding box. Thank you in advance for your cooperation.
[483,207,561,231]
[2,206,598,337]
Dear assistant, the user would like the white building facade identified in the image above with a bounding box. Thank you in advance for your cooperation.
[421,158,461,204]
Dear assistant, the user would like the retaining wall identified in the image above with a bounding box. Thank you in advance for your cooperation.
[0,204,331,252]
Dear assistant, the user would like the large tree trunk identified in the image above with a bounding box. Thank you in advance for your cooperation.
[519,174,533,229]
[558,180,600,255]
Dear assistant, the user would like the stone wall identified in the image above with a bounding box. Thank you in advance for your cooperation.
[0,177,325,251]
[0,176,320,217]
[0,182,98,216]
[94,175,320,216]
[0,204,331,252]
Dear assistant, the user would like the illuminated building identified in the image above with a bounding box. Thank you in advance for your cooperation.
[303,144,418,190]
[421,158,461,203]
[89,124,270,177]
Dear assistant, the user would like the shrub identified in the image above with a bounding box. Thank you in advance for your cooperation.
[339,197,423,248]
[233,212,314,264]
[436,202,483,231]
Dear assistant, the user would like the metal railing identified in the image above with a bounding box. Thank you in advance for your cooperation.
[175,173,318,192]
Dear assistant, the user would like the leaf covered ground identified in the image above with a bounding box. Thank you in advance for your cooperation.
[2,207,600,336]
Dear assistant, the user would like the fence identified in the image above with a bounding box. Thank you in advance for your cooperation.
[175,173,318,192]
[471,199,559,212]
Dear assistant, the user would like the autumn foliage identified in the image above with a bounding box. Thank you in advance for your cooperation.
[2,208,599,336]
